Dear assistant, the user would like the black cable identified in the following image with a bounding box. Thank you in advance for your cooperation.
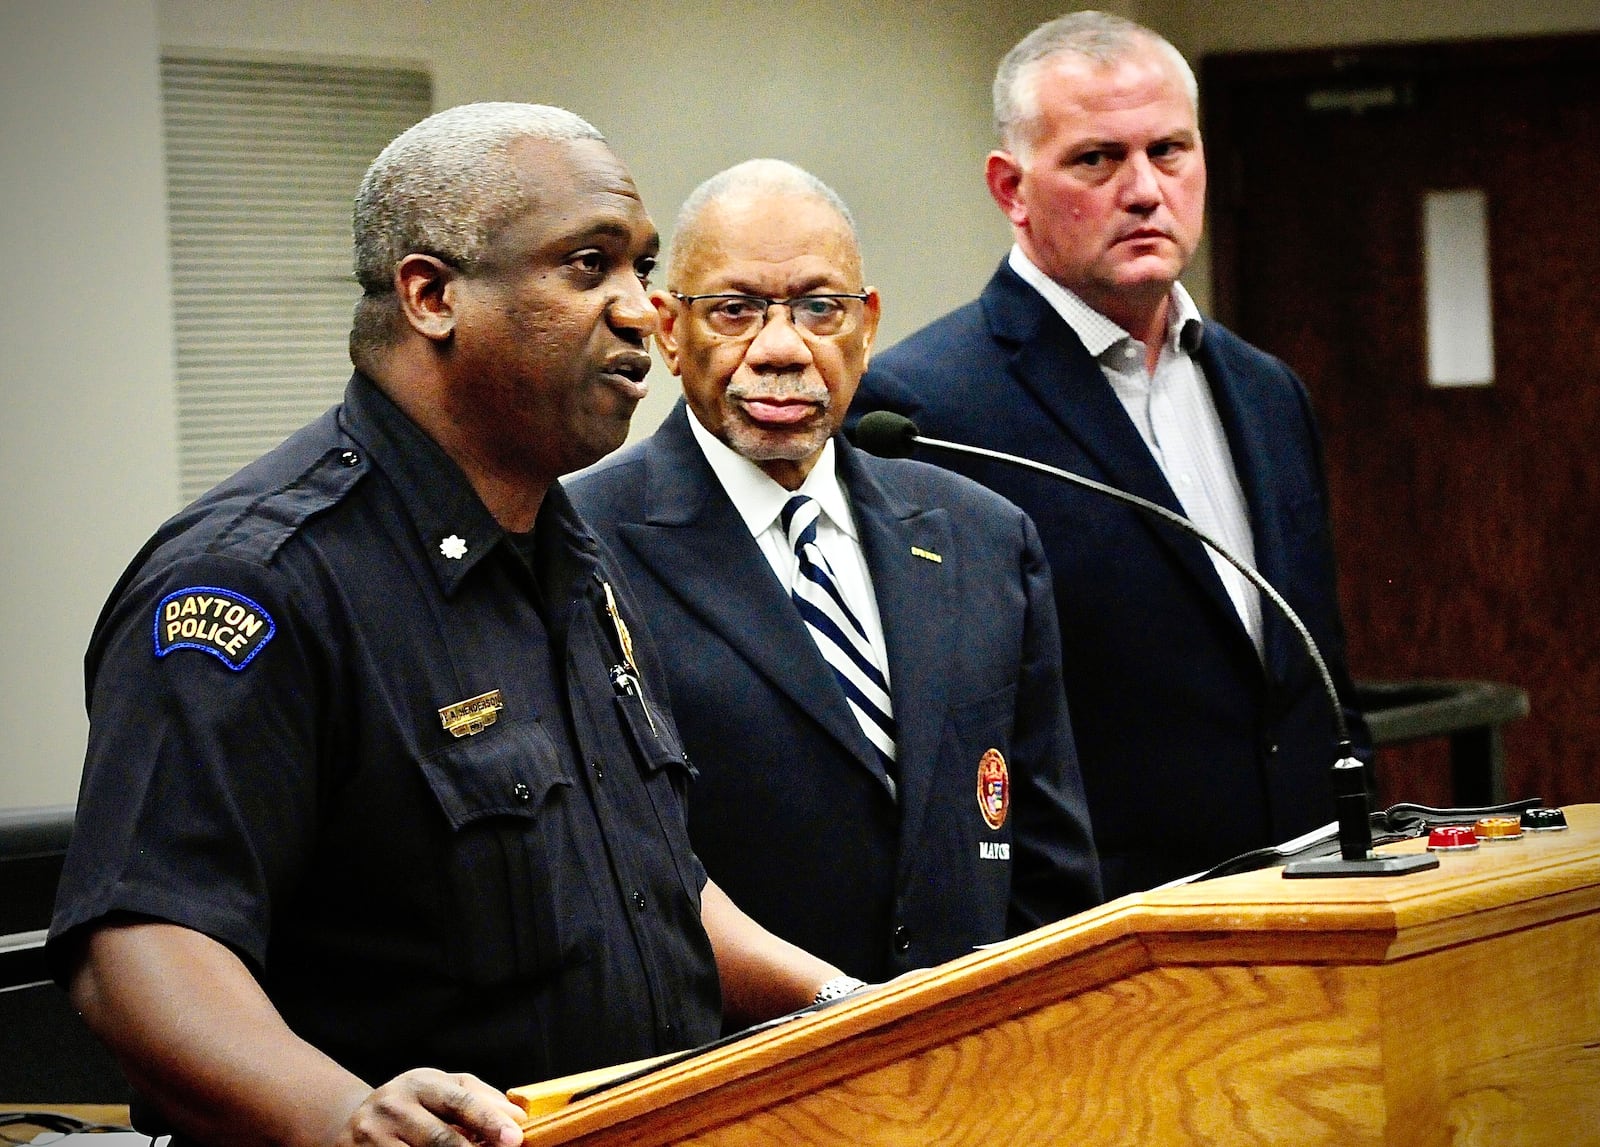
[0,1110,139,1143]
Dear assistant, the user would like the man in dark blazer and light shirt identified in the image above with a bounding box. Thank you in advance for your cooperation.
[567,159,1101,987]
[854,11,1371,898]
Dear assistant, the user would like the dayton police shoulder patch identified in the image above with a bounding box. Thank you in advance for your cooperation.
[153,586,276,670]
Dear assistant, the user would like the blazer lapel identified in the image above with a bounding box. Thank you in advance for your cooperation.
[983,265,1261,665]
[840,443,956,834]
[616,406,893,786]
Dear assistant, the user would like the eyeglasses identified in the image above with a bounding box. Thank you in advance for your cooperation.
[670,291,870,340]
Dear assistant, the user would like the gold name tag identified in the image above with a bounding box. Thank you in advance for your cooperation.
[439,689,504,738]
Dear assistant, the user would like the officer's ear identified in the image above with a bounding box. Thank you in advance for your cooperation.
[394,253,459,343]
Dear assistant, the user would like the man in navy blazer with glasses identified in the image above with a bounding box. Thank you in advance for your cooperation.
[568,159,1101,987]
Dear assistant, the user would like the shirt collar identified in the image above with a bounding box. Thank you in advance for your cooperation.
[339,371,597,597]
[685,406,858,541]
[1007,244,1205,356]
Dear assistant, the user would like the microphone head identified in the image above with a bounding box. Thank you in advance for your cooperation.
[852,410,920,459]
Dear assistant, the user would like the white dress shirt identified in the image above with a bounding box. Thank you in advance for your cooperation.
[1009,245,1264,656]
[686,410,893,687]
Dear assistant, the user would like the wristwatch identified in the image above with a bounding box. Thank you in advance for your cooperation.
[811,975,868,1006]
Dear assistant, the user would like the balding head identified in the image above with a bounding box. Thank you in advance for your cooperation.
[666,159,860,291]
[654,160,879,491]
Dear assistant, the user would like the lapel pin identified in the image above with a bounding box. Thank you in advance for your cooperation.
[911,546,943,563]
[440,535,468,560]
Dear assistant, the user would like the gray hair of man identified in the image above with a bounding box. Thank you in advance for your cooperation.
[993,11,1198,161]
[665,158,858,288]
[350,101,605,355]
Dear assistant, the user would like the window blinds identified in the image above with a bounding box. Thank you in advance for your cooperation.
[162,57,430,501]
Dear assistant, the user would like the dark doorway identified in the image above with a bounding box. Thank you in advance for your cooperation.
[1203,35,1600,808]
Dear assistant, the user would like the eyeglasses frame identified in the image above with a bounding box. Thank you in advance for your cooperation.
[666,290,872,340]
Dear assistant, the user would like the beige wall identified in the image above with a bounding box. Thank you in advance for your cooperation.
[4,0,1598,809]
[1,1,178,809]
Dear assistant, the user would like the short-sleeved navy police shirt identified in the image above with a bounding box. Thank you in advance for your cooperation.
[49,372,722,1089]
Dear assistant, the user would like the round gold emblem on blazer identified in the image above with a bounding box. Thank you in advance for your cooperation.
[977,748,1010,830]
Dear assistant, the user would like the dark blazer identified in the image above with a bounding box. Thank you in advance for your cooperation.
[566,402,1101,982]
[854,260,1370,898]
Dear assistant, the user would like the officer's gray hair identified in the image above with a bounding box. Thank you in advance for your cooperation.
[666,159,857,288]
[994,11,1198,159]
[350,102,605,355]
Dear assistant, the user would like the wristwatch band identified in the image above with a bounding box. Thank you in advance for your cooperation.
[811,975,868,1006]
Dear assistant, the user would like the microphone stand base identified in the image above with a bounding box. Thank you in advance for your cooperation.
[1282,852,1440,878]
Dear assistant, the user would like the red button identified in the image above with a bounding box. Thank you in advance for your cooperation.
[1427,825,1480,851]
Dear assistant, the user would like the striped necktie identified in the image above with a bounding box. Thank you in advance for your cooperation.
[781,494,897,774]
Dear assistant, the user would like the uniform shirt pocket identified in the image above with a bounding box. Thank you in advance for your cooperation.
[609,690,704,896]
[611,688,692,777]
[419,717,597,986]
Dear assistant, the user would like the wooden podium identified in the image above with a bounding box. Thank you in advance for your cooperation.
[516,805,1600,1146]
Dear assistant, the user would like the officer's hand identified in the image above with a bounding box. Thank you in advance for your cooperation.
[334,1068,525,1147]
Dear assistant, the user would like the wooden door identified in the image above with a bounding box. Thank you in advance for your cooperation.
[1203,36,1600,807]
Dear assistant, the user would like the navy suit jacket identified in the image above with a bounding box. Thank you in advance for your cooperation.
[566,402,1100,982]
[855,260,1369,898]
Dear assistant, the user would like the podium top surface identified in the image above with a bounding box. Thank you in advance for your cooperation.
[1124,802,1599,961]
[519,805,1600,1145]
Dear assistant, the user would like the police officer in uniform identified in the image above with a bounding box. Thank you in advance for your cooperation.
[48,104,846,1147]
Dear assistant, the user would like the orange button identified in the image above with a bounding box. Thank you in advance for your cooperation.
[1474,815,1524,841]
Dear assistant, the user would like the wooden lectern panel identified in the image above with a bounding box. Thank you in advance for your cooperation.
[516,806,1600,1146]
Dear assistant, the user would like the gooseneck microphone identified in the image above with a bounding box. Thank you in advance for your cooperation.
[851,410,1437,879]
[855,413,1349,749]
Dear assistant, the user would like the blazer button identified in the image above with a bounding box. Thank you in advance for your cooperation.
[632,890,647,911]
[512,782,531,803]
[893,925,911,953]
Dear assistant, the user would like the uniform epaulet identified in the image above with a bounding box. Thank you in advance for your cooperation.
[207,431,371,565]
